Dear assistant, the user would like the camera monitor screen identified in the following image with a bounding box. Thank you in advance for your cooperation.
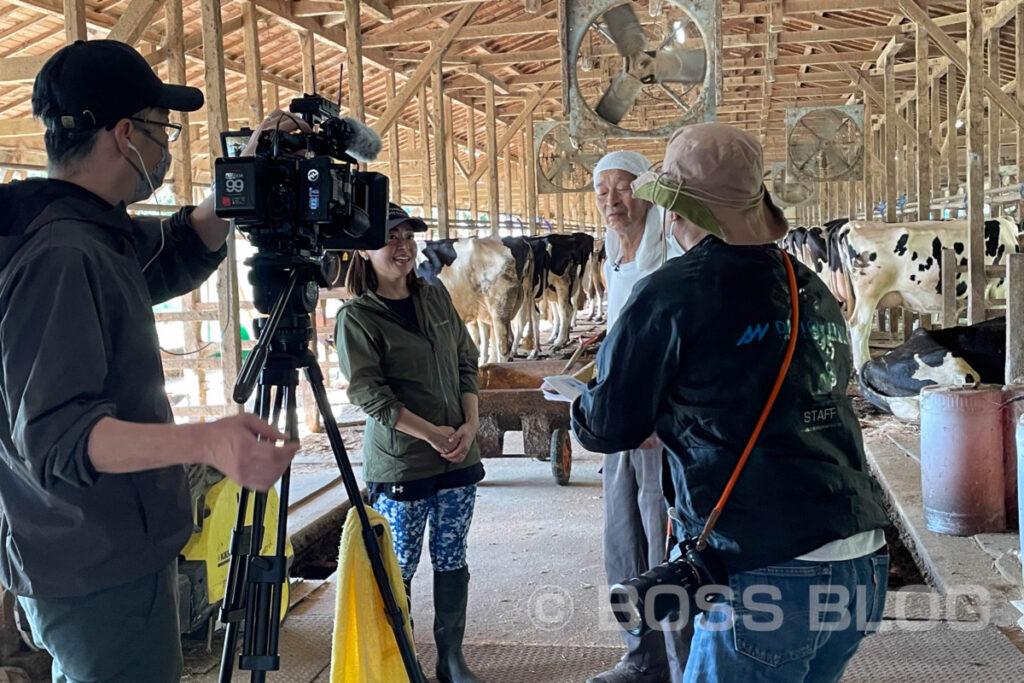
[220,131,253,158]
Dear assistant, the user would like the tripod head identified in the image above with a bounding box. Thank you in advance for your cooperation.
[233,252,330,404]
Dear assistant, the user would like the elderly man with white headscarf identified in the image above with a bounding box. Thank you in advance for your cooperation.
[583,151,689,683]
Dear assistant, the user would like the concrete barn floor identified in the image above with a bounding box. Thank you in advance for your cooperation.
[179,421,1024,683]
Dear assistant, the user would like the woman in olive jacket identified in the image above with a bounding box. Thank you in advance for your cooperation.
[335,205,483,683]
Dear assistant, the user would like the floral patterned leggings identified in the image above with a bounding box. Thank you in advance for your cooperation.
[372,484,477,583]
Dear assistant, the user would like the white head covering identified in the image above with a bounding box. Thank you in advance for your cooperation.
[593,151,680,275]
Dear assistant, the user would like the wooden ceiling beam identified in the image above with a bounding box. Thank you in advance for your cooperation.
[468,83,551,184]
[365,17,554,47]
[896,0,1024,127]
[371,2,481,134]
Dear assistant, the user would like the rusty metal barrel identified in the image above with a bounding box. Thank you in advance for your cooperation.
[920,384,1006,536]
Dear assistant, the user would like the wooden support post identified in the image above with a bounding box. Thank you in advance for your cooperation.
[916,15,931,220]
[504,144,514,229]
[931,74,941,202]
[167,0,192,208]
[862,96,873,218]
[988,31,1001,217]
[345,0,365,122]
[418,85,432,222]
[385,71,401,202]
[242,1,264,126]
[1007,253,1024,383]
[884,53,897,222]
[519,130,529,227]
[432,60,449,238]
[941,247,958,327]
[467,104,478,223]
[300,30,315,93]
[201,0,242,412]
[168,0,205,414]
[966,1,986,325]
[486,81,499,235]
[556,192,564,234]
[896,119,905,220]
[947,64,959,197]
[524,114,536,233]
[64,0,87,42]
[1019,4,1024,219]
[906,102,916,216]
[445,95,456,217]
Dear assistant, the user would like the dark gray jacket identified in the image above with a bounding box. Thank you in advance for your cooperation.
[0,179,226,598]
[572,235,889,574]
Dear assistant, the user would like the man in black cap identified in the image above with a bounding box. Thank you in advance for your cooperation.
[0,40,304,681]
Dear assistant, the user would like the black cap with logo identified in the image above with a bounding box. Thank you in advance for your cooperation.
[386,202,428,232]
[32,40,204,132]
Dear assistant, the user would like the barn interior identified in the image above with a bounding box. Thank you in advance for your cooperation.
[2,0,1024,681]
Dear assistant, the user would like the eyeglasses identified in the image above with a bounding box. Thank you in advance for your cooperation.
[129,117,182,143]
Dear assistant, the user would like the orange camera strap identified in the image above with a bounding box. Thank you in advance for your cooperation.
[695,251,800,552]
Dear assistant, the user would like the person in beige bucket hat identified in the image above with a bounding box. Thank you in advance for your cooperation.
[571,123,890,683]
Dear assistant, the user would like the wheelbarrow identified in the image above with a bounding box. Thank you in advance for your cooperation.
[477,360,577,485]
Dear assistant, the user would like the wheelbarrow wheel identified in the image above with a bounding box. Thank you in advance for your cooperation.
[550,428,571,485]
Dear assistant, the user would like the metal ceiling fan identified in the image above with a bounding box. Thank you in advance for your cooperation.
[594,4,707,125]
[535,121,606,194]
[563,0,720,140]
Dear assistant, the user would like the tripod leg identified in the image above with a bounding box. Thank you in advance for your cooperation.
[218,384,273,683]
[303,355,428,683]
[238,374,295,681]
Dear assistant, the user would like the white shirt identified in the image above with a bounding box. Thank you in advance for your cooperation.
[796,528,886,562]
[604,259,645,330]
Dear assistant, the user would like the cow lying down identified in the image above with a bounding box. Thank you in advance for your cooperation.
[858,317,1005,421]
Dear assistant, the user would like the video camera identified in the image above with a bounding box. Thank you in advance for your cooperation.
[213,94,389,255]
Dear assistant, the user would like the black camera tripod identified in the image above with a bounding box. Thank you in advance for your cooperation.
[217,259,427,683]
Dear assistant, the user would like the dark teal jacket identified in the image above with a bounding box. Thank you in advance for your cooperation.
[572,235,889,574]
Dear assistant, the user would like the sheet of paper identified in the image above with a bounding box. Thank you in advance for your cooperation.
[542,374,586,403]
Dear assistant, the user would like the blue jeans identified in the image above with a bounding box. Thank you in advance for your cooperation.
[683,551,889,683]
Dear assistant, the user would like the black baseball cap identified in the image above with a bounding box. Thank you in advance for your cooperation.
[386,203,428,232]
[33,39,204,132]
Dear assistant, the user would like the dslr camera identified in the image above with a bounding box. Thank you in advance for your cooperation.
[212,94,389,255]
[609,537,727,637]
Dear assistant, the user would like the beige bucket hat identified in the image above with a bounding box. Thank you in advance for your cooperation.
[635,123,789,246]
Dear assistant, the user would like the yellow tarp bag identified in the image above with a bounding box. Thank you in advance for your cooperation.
[330,505,416,683]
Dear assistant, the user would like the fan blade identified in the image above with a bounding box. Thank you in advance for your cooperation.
[653,48,706,83]
[575,152,605,169]
[601,4,649,57]
[596,72,644,125]
[546,156,572,181]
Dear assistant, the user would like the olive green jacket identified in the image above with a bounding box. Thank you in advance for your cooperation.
[335,283,480,483]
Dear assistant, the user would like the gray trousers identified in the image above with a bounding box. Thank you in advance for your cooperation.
[603,448,692,682]
[17,562,182,683]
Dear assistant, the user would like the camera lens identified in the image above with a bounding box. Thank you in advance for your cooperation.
[609,559,701,637]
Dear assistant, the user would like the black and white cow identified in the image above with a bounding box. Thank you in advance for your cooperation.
[832,217,1020,370]
[417,237,524,362]
[859,317,1005,420]
[526,233,593,348]
[501,236,539,358]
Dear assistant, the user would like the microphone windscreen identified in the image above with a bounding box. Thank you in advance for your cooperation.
[341,117,383,162]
